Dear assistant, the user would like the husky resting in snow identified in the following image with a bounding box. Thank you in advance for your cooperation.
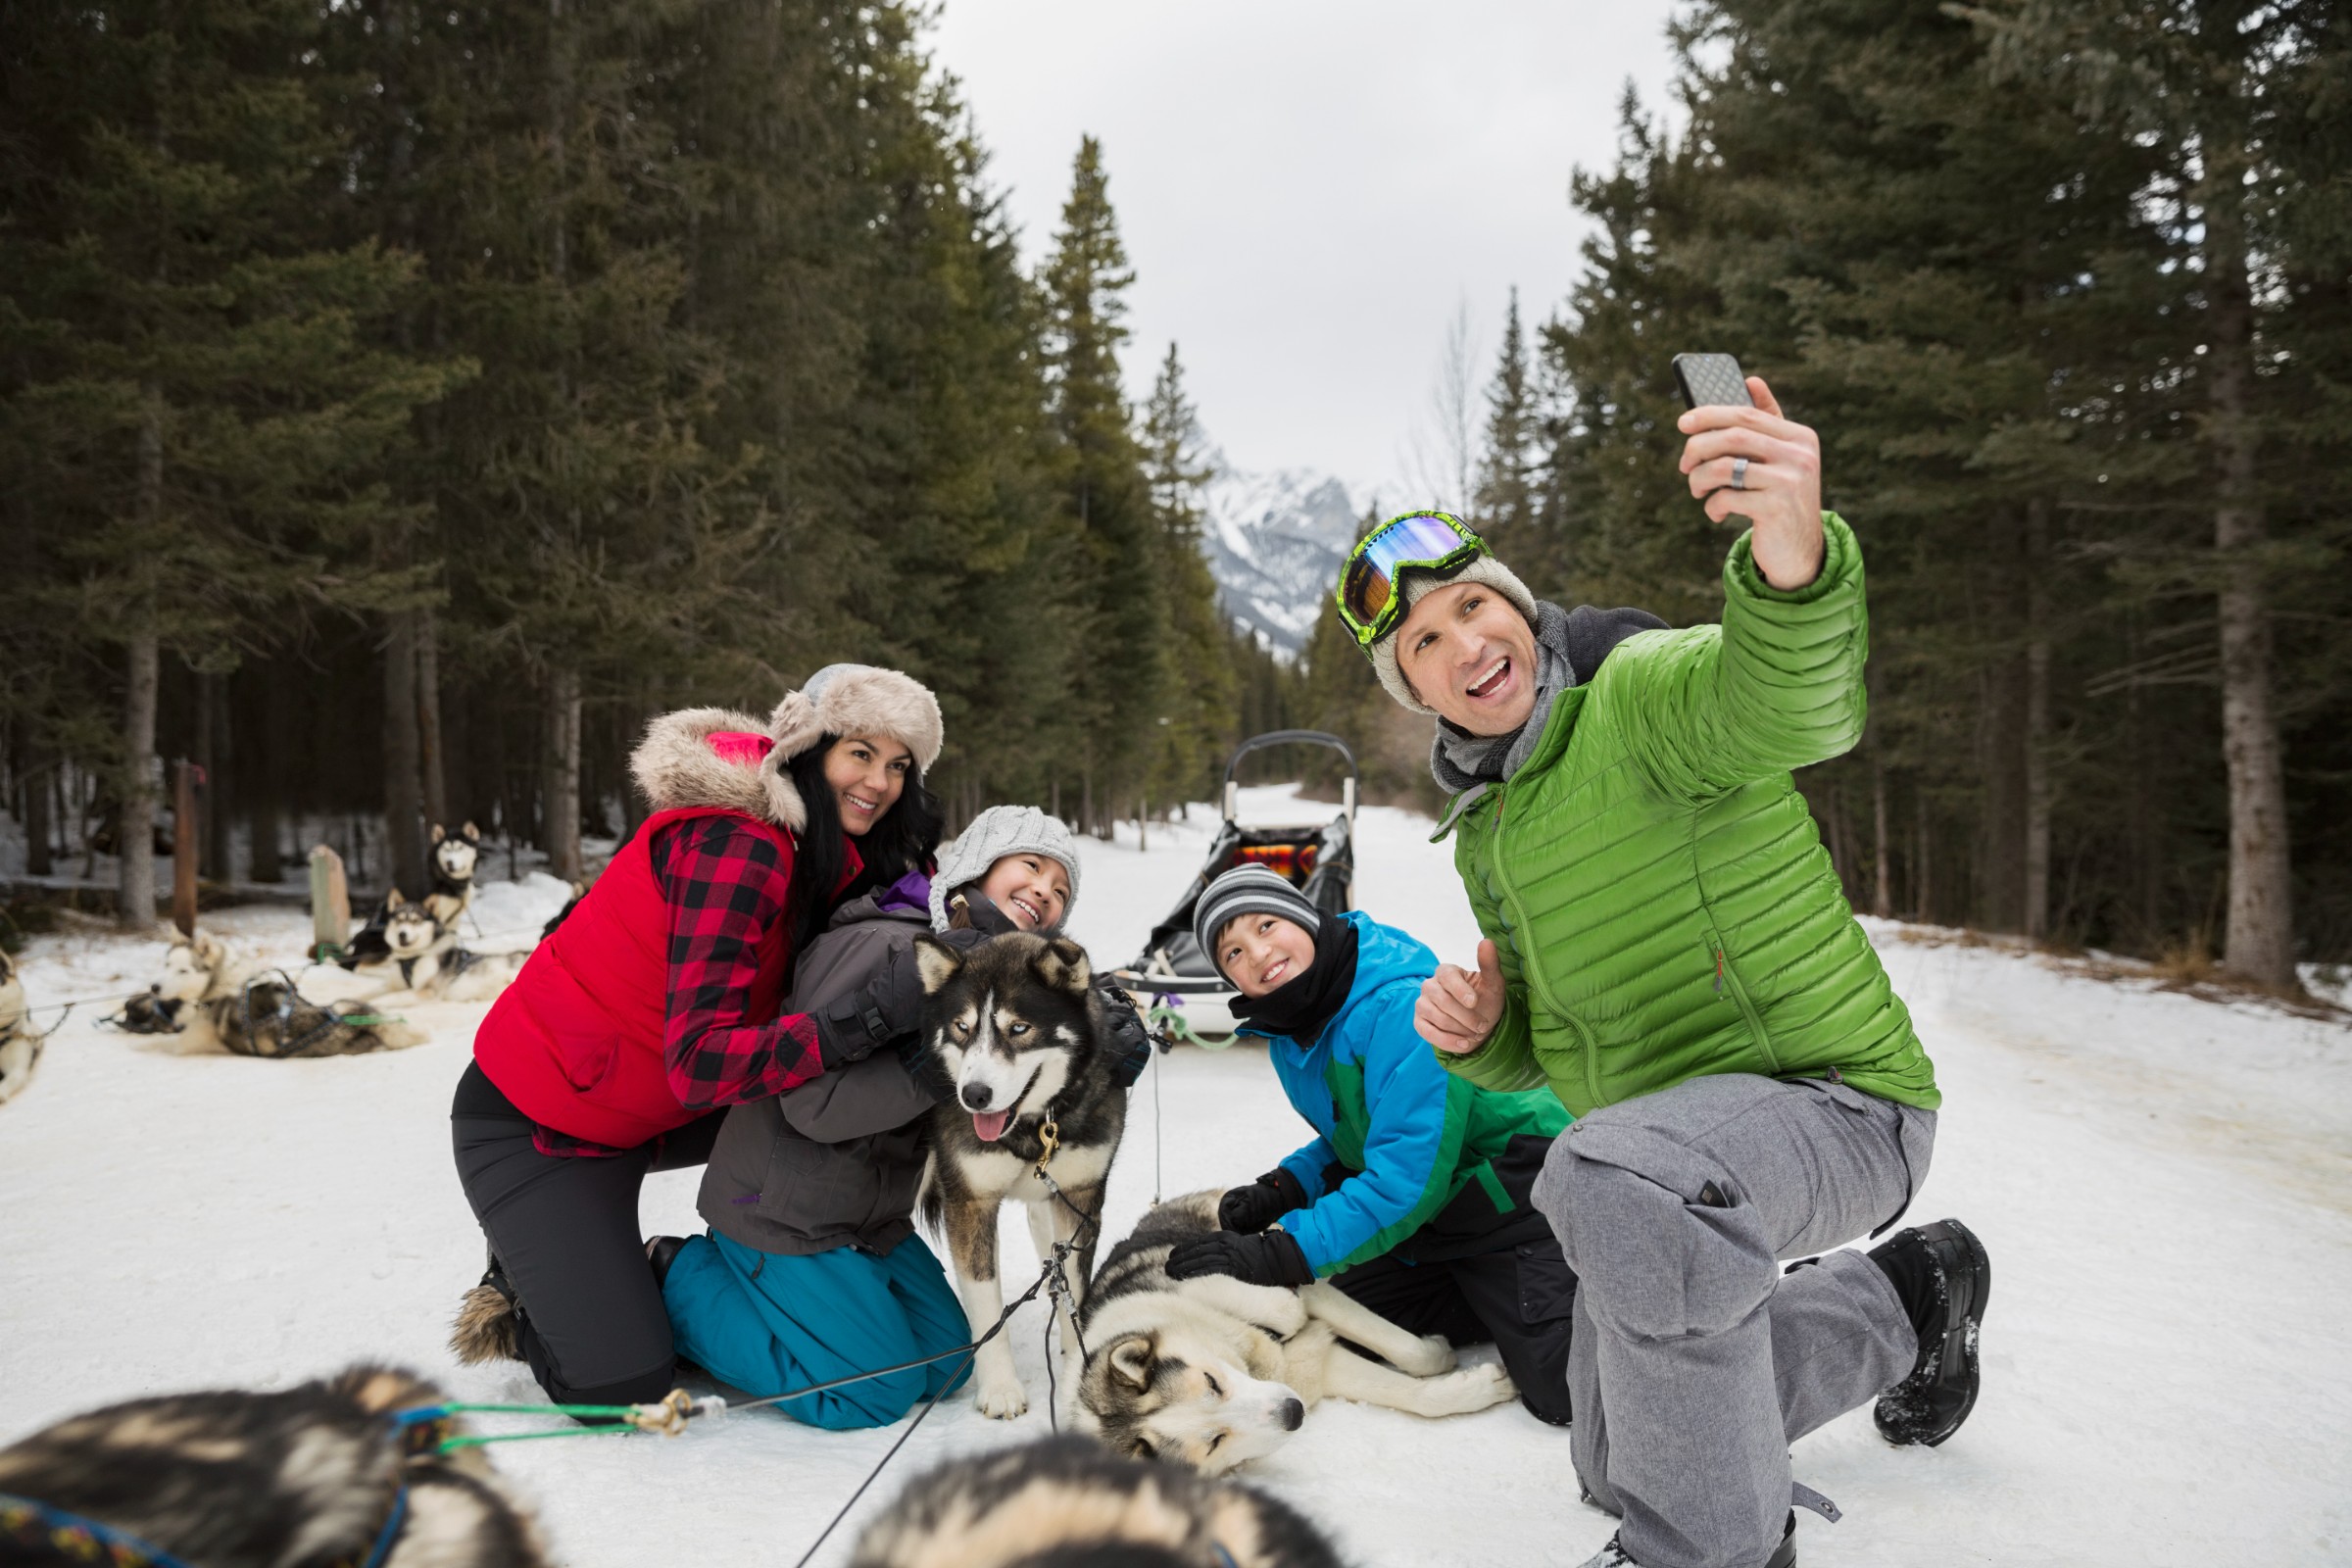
[351,891,527,1003]
[1065,1190,1518,1473]
[850,1435,1342,1568]
[127,929,426,1056]
[911,929,1129,1420]
[0,950,41,1104]
[0,1364,549,1567]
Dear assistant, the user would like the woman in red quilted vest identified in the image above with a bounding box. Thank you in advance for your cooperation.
[446,664,945,1409]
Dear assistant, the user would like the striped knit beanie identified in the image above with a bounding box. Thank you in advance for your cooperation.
[1194,865,1321,978]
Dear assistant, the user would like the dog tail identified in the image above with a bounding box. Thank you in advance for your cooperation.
[450,1282,521,1365]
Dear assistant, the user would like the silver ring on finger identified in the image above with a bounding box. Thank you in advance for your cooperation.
[1731,456,1749,490]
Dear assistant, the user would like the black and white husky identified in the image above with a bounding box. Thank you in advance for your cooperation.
[850,1436,1342,1568]
[911,930,1129,1420]
[1065,1191,1518,1473]
[0,1364,549,1567]
[0,950,40,1105]
[425,820,482,927]
[352,892,526,1003]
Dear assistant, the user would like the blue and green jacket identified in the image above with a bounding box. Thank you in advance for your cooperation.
[1238,911,1572,1278]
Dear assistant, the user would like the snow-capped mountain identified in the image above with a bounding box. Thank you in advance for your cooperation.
[1201,457,1376,657]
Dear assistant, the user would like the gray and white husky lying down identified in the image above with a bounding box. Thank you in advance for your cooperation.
[122,929,427,1056]
[0,949,40,1104]
[1064,1190,1518,1473]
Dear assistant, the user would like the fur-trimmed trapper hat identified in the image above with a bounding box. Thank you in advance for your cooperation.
[766,663,945,774]
[628,664,943,834]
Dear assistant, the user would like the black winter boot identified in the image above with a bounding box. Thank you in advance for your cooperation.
[646,1235,689,1288]
[1871,1217,1990,1446]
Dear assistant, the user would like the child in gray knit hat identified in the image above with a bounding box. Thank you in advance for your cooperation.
[928,805,1082,935]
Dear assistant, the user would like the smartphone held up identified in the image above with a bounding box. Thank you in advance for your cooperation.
[1672,352,1753,411]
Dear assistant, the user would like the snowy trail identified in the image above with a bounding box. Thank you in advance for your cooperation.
[3,789,2347,1565]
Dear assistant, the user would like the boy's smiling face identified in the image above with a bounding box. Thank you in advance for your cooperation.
[1215,912,1318,998]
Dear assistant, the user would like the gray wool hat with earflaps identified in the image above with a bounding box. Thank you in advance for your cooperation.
[1358,551,1540,715]
[929,805,1082,933]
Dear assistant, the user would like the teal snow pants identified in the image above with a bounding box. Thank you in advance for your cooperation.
[662,1229,971,1430]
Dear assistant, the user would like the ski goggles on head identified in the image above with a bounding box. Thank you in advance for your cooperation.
[1335,510,1488,647]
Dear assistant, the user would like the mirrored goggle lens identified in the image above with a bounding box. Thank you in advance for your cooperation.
[1342,514,1479,628]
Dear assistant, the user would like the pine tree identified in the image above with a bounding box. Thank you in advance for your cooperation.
[1042,136,1163,834]
[1473,289,1542,578]
[1139,344,1237,809]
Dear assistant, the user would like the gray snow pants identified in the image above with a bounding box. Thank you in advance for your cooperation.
[1533,1073,1936,1568]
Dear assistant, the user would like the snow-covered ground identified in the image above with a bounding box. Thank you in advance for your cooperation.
[3,786,2348,1565]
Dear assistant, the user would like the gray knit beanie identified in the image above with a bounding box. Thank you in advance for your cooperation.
[1194,865,1321,979]
[929,806,1082,932]
[1354,546,1540,716]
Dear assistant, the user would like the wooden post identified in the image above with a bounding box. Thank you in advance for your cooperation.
[172,760,199,937]
[309,844,351,960]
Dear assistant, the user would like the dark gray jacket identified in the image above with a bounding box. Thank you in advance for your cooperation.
[699,890,939,1256]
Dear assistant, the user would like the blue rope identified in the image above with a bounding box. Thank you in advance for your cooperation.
[0,1491,205,1568]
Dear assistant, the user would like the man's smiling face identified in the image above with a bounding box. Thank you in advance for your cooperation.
[1394,580,1540,737]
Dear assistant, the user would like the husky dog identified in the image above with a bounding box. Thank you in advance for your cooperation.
[850,1436,1343,1568]
[425,820,483,927]
[911,930,1129,1419]
[0,1364,548,1567]
[355,892,526,1003]
[132,929,426,1056]
[1067,1191,1518,1473]
[0,950,40,1105]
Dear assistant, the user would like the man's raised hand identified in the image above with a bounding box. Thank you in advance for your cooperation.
[1676,375,1825,590]
[1417,938,1506,1054]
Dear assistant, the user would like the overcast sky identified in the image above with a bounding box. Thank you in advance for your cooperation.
[928,1,1685,501]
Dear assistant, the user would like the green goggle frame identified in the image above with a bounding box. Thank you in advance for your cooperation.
[1335,510,1489,647]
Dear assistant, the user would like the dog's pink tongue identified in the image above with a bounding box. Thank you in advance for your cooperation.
[972,1109,1012,1143]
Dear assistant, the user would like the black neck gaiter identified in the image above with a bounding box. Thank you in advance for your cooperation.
[1231,918,1360,1044]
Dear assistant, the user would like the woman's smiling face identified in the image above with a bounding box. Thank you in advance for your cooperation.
[976,853,1070,931]
[822,735,911,837]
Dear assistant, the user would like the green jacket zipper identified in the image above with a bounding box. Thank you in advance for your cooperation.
[1481,784,1605,1109]
[1701,919,1780,1074]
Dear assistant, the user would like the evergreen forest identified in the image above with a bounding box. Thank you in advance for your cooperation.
[4,0,2348,988]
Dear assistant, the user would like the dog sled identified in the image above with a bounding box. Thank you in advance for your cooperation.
[1110,730,1356,1046]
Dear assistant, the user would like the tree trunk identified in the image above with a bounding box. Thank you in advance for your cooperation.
[119,386,164,931]
[172,760,199,936]
[544,668,583,881]
[206,674,233,878]
[2204,158,2296,988]
[1914,791,1933,924]
[2023,498,2052,943]
[120,624,160,929]
[417,605,448,829]
[23,744,54,878]
[1873,759,1892,920]
[383,612,428,896]
[1972,516,2028,932]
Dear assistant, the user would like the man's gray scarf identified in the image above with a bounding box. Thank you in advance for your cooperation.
[1428,601,1670,795]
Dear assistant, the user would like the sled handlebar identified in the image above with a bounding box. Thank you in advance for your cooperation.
[1222,730,1357,827]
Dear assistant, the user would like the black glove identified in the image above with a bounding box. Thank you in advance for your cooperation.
[1095,983,1156,1089]
[1164,1229,1314,1289]
[814,945,926,1069]
[895,1030,956,1103]
[1217,1167,1308,1235]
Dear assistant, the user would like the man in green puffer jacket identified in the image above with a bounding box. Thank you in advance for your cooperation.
[1341,379,1989,1568]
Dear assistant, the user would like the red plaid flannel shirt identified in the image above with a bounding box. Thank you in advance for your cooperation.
[531,816,826,1157]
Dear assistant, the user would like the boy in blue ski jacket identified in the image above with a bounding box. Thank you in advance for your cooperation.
[1164,864,1578,1423]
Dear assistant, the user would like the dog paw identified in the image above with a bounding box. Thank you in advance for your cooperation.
[1391,1332,1457,1377]
[973,1376,1030,1420]
[1427,1361,1517,1416]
